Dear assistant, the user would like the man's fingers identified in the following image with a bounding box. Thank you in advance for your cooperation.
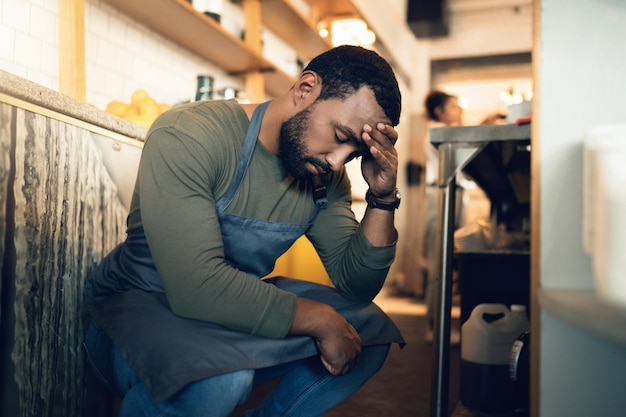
[377,122,398,145]
[363,123,397,147]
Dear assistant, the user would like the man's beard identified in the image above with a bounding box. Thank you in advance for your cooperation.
[279,105,329,180]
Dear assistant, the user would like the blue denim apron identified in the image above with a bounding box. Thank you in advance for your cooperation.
[215,101,325,277]
[86,101,404,402]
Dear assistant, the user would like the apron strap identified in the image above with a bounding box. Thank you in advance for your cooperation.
[311,175,328,209]
[216,100,271,212]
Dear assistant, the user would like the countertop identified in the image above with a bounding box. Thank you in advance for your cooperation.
[429,122,532,212]
[429,123,531,145]
[0,69,147,141]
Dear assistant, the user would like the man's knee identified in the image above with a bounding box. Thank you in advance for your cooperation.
[190,369,256,407]
[223,369,256,405]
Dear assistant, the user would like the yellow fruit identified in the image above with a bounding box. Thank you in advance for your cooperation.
[139,98,159,117]
[123,105,140,119]
[105,100,130,117]
[105,90,169,130]
[131,89,150,107]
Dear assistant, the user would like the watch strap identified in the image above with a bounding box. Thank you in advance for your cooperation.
[365,189,401,211]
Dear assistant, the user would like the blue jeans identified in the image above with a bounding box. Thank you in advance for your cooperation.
[84,321,390,417]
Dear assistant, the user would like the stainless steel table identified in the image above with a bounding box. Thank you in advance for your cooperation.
[428,124,531,417]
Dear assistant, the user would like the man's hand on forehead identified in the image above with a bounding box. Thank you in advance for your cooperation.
[362,123,398,146]
[358,121,399,197]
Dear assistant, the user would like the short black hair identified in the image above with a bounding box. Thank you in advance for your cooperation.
[303,45,401,126]
[424,90,456,122]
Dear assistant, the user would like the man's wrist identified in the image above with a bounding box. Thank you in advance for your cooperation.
[365,188,401,210]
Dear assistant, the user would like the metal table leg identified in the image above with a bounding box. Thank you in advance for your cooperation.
[430,142,485,417]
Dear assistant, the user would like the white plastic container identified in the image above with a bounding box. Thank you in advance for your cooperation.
[460,303,530,412]
[506,100,532,123]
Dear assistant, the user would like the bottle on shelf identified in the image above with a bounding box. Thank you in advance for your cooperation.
[215,87,238,100]
[191,0,222,23]
[195,75,214,101]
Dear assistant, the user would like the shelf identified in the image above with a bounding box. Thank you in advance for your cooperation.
[539,289,626,346]
[102,0,296,97]
[303,0,358,19]
[258,0,332,61]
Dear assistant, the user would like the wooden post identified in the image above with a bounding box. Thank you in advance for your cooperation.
[58,0,86,101]
[530,1,541,416]
[242,0,265,102]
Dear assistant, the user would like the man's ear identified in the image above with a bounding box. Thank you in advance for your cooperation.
[433,106,443,121]
[293,71,319,103]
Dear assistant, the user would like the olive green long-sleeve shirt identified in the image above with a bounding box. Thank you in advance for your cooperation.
[125,99,397,338]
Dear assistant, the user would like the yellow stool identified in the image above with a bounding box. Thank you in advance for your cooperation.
[266,236,333,287]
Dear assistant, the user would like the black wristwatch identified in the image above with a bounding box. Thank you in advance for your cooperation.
[365,188,401,211]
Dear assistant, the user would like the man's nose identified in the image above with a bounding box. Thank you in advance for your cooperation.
[327,149,353,171]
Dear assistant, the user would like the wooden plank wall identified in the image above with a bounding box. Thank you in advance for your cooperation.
[0,102,127,417]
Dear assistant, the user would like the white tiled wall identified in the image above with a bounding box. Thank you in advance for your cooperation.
[86,0,219,109]
[0,0,59,90]
[0,0,296,110]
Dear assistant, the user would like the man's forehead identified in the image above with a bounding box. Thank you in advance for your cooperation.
[320,89,389,127]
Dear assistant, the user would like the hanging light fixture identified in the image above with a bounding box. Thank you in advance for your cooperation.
[318,17,376,47]
[317,20,330,38]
